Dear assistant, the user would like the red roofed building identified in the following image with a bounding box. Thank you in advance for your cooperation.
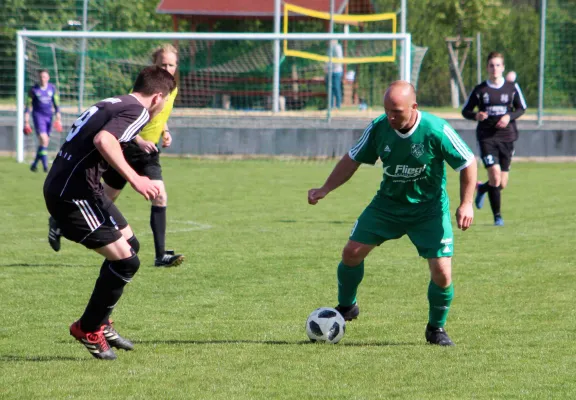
[156,0,375,20]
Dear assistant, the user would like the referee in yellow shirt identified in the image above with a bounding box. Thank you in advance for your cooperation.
[102,44,184,267]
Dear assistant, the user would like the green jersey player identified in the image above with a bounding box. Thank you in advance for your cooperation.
[308,81,477,346]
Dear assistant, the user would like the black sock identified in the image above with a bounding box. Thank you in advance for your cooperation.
[487,185,502,217]
[79,253,139,332]
[150,206,167,258]
[478,182,490,195]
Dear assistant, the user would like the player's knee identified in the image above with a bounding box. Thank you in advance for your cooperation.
[152,191,167,206]
[107,254,141,282]
[489,177,501,187]
[342,246,366,266]
[127,235,140,254]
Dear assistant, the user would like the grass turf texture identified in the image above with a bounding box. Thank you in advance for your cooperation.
[1,157,575,399]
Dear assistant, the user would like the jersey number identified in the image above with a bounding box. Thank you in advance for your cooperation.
[65,106,99,142]
[483,155,495,165]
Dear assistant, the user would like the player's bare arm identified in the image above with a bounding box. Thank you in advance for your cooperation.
[308,153,361,205]
[94,130,160,200]
[133,134,158,154]
[162,123,172,147]
[475,112,488,121]
[495,114,510,128]
[456,161,477,231]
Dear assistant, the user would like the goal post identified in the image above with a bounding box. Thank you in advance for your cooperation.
[15,30,411,163]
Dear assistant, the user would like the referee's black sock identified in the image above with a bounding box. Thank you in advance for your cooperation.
[487,185,502,217]
[79,252,140,332]
[151,206,167,259]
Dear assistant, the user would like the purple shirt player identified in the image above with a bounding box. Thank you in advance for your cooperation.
[26,82,60,134]
[24,69,62,172]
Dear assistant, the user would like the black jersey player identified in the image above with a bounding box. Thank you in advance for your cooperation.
[43,66,176,360]
[462,51,527,226]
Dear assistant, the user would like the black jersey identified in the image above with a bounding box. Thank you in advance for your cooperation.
[462,80,527,142]
[44,95,149,199]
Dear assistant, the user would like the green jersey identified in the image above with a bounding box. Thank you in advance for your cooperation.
[349,110,474,218]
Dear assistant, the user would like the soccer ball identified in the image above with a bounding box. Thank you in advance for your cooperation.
[305,307,346,344]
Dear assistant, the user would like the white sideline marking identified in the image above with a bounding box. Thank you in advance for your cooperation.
[167,220,212,233]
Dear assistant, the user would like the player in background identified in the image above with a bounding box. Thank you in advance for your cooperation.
[308,81,476,346]
[49,44,184,268]
[44,66,176,359]
[24,69,63,172]
[462,52,527,226]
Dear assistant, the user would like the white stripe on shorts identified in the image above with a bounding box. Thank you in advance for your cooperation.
[73,200,102,232]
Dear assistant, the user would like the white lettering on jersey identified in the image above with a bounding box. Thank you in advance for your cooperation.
[383,164,427,179]
[486,105,508,116]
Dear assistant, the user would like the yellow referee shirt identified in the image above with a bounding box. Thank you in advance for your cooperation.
[139,86,178,143]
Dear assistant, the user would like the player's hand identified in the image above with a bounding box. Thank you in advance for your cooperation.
[308,188,329,205]
[53,120,63,133]
[162,131,172,148]
[138,139,158,154]
[475,112,488,121]
[456,202,474,231]
[23,123,33,135]
[130,175,161,201]
[495,114,510,129]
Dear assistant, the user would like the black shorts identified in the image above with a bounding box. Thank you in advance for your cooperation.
[45,195,128,249]
[478,139,515,172]
[102,141,163,190]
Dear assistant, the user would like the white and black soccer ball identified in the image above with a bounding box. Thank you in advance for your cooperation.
[305,307,346,344]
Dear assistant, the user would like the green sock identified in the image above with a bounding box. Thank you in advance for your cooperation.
[337,261,364,306]
[428,281,454,328]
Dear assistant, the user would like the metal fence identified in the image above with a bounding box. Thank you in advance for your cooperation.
[1,0,574,118]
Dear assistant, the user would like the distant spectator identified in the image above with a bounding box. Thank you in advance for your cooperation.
[325,40,343,109]
[506,71,517,83]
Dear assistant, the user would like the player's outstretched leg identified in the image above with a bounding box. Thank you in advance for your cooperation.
[72,250,140,359]
[48,216,62,252]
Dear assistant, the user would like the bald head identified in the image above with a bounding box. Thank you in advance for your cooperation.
[383,81,418,131]
[384,80,417,105]
[506,71,517,83]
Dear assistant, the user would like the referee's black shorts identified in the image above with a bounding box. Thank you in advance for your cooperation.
[45,194,128,249]
[102,141,163,190]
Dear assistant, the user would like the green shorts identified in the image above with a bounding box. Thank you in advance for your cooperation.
[349,204,454,259]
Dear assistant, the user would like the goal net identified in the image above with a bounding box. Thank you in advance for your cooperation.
[17,30,414,162]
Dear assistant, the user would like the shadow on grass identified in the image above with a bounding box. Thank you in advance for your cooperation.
[277,220,349,225]
[0,263,93,268]
[134,339,416,347]
[0,355,85,362]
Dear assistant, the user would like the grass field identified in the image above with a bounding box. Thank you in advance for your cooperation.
[1,157,575,399]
